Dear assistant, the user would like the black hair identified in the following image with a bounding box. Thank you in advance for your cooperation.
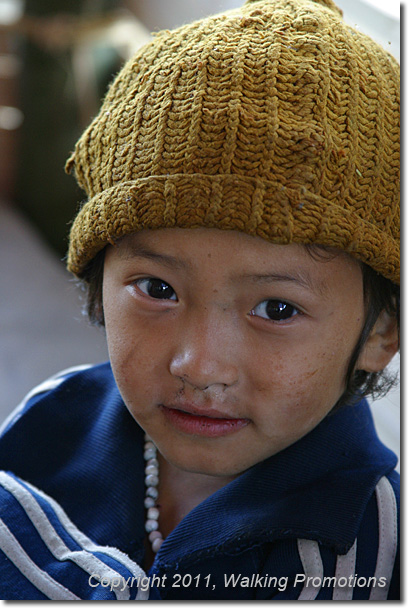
[81,249,105,328]
[79,244,399,409]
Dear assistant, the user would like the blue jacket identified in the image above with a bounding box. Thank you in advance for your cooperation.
[0,363,400,600]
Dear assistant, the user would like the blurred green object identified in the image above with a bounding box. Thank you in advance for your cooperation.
[15,0,124,257]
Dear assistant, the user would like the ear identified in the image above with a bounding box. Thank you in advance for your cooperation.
[356,310,399,373]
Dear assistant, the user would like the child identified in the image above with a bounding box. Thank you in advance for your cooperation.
[0,0,400,600]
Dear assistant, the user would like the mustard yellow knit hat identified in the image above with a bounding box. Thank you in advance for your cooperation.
[66,0,400,284]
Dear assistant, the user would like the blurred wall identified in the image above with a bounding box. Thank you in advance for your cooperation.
[124,0,241,31]
[126,0,399,60]
[1,0,150,254]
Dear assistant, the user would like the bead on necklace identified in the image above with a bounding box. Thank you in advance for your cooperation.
[144,434,164,553]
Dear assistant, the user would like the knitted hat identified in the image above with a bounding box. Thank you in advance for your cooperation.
[66,0,400,284]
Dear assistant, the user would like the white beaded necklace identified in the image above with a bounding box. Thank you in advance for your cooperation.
[143,434,164,553]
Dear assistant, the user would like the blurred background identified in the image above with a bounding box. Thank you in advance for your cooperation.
[0,0,400,466]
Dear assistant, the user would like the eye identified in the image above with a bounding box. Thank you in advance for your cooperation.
[250,299,299,322]
[134,278,177,301]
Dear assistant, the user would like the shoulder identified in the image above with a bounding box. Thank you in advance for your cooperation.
[0,364,135,491]
[0,471,148,600]
[0,366,147,600]
[0,362,116,438]
[354,471,400,600]
[246,403,400,601]
[0,365,146,593]
[329,471,400,600]
[258,471,400,601]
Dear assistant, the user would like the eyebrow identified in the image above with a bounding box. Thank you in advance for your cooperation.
[241,271,326,295]
[118,242,192,271]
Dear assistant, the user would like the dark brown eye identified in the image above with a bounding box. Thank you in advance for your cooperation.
[251,300,298,321]
[136,278,177,300]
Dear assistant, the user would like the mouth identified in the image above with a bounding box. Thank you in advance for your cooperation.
[160,404,251,438]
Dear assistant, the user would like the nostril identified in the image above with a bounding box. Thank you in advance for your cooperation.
[175,375,233,393]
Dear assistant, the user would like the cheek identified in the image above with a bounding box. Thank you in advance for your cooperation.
[250,344,353,434]
[103,296,144,388]
[103,305,174,412]
[107,328,156,391]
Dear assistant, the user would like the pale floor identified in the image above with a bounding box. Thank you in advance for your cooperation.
[0,200,400,469]
[0,200,109,418]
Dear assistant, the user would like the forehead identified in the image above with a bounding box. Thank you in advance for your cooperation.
[115,228,337,266]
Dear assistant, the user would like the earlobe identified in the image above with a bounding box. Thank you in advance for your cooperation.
[356,310,399,373]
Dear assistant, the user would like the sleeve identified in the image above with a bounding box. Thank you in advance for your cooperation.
[0,471,149,600]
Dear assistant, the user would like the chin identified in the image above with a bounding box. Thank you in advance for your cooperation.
[163,444,258,478]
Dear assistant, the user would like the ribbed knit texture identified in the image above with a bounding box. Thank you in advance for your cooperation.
[66,0,400,283]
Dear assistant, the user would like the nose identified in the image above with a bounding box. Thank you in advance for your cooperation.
[169,310,240,391]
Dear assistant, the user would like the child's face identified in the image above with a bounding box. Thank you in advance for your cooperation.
[103,228,367,478]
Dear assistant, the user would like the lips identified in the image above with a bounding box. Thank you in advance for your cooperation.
[160,403,250,438]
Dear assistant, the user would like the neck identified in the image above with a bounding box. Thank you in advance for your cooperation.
[157,453,236,538]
